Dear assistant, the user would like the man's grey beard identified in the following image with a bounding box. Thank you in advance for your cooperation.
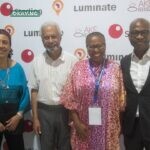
[46,45,58,52]
[46,48,53,52]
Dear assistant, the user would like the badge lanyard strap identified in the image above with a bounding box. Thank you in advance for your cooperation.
[89,59,105,104]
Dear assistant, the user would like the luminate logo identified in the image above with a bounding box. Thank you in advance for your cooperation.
[74,4,117,12]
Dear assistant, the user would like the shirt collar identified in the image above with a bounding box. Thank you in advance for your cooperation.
[131,48,150,61]
[44,49,65,62]
[146,48,150,58]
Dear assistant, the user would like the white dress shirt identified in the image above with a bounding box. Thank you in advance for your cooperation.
[130,48,150,116]
[29,51,77,105]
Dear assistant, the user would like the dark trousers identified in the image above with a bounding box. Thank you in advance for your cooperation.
[0,132,24,150]
[0,103,24,150]
[124,117,150,150]
[38,102,71,150]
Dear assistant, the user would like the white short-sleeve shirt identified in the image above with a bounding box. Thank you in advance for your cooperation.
[29,51,77,105]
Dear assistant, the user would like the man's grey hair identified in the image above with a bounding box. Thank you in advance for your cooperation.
[40,21,62,37]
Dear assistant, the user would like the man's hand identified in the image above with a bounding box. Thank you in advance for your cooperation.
[33,118,41,135]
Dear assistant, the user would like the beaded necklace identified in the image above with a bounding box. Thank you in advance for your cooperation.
[0,59,10,89]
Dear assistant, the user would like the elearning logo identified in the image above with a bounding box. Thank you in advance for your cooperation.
[127,0,150,12]
[0,2,42,17]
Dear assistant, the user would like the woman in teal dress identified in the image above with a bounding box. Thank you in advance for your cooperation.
[0,29,30,150]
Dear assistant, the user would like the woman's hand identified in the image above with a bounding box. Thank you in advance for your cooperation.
[0,122,5,132]
[5,115,22,131]
[70,110,89,140]
[74,121,89,140]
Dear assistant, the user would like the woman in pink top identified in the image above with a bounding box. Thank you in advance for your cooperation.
[61,32,126,150]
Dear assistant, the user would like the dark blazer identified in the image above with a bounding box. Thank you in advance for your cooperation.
[121,54,150,139]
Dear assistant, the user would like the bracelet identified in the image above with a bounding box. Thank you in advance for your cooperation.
[16,112,23,119]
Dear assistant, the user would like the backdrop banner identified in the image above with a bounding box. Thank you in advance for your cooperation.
[1,0,149,149]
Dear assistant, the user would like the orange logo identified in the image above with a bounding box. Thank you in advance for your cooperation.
[4,25,15,35]
[74,48,86,60]
[52,0,64,15]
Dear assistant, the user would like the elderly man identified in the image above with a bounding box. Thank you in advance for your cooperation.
[121,18,150,150]
[29,21,77,150]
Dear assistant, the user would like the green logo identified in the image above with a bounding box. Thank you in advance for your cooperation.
[10,9,42,17]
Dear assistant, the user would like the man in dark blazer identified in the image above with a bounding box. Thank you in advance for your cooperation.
[121,18,150,150]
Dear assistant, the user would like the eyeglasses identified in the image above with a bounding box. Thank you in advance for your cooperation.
[130,30,150,37]
[87,44,105,50]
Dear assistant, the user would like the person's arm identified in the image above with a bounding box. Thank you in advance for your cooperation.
[28,59,41,134]
[5,64,30,131]
[31,89,41,134]
[118,65,126,134]
[31,89,38,119]
[70,110,88,140]
[17,64,30,113]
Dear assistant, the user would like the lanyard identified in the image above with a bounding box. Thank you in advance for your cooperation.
[89,59,105,104]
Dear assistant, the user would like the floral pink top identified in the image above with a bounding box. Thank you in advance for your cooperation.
[61,59,125,150]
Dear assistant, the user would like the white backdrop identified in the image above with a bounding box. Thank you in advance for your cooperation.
[1,0,149,149]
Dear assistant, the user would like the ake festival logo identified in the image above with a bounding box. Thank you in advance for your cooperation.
[127,0,150,12]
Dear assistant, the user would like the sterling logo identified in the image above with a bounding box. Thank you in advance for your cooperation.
[108,24,123,39]
[21,49,34,63]
[127,0,150,12]
[0,2,42,17]
[0,2,13,16]
[11,9,42,17]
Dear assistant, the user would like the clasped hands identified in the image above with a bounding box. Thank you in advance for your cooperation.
[0,114,21,132]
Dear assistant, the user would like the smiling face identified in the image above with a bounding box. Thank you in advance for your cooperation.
[0,34,11,59]
[41,25,61,52]
[86,33,106,64]
[129,19,150,55]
